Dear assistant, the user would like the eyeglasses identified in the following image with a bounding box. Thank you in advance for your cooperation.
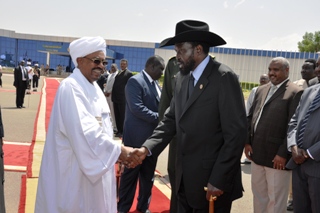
[83,57,108,66]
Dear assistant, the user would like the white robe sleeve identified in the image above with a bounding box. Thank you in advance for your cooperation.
[57,80,121,184]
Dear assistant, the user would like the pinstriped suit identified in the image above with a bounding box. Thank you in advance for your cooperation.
[287,83,320,212]
[143,58,247,212]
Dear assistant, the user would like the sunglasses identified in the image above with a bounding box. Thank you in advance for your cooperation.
[83,57,108,66]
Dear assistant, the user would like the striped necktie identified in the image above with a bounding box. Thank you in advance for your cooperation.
[297,90,320,147]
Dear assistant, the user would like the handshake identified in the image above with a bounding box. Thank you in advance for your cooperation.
[118,146,149,168]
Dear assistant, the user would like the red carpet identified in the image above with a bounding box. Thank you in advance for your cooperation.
[129,184,170,213]
[3,142,30,171]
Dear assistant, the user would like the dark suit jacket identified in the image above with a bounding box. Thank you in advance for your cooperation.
[123,72,160,147]
[287,84,320,175]
[158,57,179,121]
[247,80,303,168]
[143,58,247,208]
[13,65,28,87]
[111,69,133,104]
[96,72,108,91]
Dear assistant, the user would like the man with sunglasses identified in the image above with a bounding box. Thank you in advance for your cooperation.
[35,36,142,213]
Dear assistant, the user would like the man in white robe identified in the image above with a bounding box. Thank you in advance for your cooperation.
[35,36,141,213]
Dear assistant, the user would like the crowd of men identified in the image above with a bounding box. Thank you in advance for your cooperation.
[1,19,320,213]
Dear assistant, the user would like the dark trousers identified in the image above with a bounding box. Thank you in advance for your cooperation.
[292,165,320,212]
[113,102,126,134]
[16,82,27,107]
[32,76,39,88]
[168,136,178,213]
[118,156,157,212]
[0,144,5,213]
[177,178,232,213]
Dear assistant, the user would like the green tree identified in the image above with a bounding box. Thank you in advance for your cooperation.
[298,31,320,52]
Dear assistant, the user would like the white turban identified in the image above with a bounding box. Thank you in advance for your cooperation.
[69,36,106,67]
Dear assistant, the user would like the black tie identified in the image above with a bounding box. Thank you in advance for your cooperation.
[188,73,194,99]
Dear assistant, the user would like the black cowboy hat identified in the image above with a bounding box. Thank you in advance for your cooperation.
[159,20,226,47]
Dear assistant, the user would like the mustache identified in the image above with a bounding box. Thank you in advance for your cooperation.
[91,68,104,74]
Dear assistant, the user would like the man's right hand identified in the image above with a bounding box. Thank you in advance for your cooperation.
[244,144,253,161]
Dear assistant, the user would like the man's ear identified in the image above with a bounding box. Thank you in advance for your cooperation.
[196,45,202,54]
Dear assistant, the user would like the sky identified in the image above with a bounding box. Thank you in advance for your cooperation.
[0,0,319,52]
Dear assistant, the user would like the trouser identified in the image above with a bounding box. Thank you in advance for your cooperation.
[0,143,6,213]
[118,156,157,212]
[33,76,39,88]
[113,102,125,134]
[168,136,178,213]
[251,162,290,213]
[292,165,320,212]
[177,178,232,213]
[16,82,27,107]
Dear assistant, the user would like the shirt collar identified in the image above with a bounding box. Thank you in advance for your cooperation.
[272,77,289,89]
[142,70,154,84]
[191,55,210,84]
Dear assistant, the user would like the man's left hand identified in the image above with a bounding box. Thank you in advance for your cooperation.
[206,183,224,200]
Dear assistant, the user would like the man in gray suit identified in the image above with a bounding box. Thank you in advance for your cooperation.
[0,107,5,213]
[245,57,303,213]
[286,56,320,212]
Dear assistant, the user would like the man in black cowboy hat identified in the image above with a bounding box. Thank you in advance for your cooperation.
[133,20,247,213]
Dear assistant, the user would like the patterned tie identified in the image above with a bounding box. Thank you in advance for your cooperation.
[188,73,194,99]
[297,90,320,147]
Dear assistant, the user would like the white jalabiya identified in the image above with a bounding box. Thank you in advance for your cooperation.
[35,68,121,213]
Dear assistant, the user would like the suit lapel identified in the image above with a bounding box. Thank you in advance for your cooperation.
[310,87,320,113]
[181,59,215,117]
[142,72,160,102]
[265,80,289,105]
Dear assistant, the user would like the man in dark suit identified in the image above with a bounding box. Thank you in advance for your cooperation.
[286,56,320,212]
[158,56,179,213]
[112,59,133,137]
[133,20,247,213]
[117,55,165,213]
[96,69,109,91]
[0,107,5,213]
[245,57,303,213]
[13,60,29,108]
[287,58,317,211]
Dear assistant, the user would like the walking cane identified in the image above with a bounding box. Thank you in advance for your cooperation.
[204,187,217,213]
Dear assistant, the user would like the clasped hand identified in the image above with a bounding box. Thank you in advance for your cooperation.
[291,145,308,165]
[118,146,149,168]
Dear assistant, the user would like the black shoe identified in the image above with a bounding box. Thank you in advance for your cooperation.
[137,209,151,213]
[115,133,122,138]
[287,200,293,211]
[17,106,22,109]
